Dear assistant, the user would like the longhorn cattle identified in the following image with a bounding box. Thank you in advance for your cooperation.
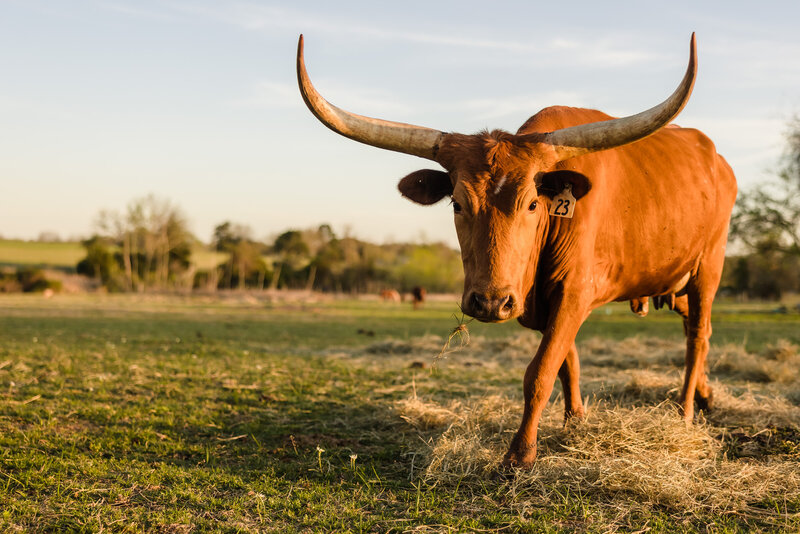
[296,34,736,470]
[411,286,426,309]
[380,288,401,302]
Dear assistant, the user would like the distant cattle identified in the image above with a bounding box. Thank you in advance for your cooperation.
[297,34,736,470]
[411,286,426,309]
[380,289,401,302]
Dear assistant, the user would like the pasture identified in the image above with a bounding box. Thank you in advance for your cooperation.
[0,240,84,270]
[0,239,228,272]
[2,294,800,532]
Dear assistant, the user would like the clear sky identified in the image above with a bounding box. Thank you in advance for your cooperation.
[1,1,798,246]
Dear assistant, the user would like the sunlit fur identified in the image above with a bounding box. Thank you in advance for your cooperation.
[301,32,731,472]
[436,131,554,322]
[420,106,737,469]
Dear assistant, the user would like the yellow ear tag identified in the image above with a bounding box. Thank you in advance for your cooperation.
[549,183,576,218]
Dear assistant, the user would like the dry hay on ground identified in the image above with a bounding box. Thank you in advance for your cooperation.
[394,336,800,526]
[713,339,800,384]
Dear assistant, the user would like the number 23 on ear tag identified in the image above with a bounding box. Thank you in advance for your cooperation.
[549,184,576,218]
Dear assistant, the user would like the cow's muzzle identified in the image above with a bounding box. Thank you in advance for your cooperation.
[464,290,518,322]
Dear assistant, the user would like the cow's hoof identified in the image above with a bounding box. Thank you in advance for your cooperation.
[500,444,537,472]
[695,389,714,412]
[564,406,585,424]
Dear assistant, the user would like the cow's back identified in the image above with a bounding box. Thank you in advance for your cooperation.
[519,106,737,304]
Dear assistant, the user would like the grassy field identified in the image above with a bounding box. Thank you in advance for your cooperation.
[1,294,800,532]
[0,239,229,272]
[0,240,85,270]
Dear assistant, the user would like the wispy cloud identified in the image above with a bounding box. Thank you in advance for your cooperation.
[166,2,665,69]
[705,38,800,88]
[228,79,413,117]
[91,2,672,73]
[446,90,587,123]
[691,116,786,151]
[97,1,175,21]
[229,78,587,129]
[227,81,299,110]
[688,116,787,185]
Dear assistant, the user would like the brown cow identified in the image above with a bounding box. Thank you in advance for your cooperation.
[296,34,736,470]
[380,289,401,302]
[411,286,426,309]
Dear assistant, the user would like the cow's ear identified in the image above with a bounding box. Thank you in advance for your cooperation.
[398,169,453,205]
[537,170,592,200]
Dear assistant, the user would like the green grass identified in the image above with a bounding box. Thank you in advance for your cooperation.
[583,299,800,352]
[189,247,229,271]
[0,240,230,273]
[1,294,799,532]
[0,240,85,270]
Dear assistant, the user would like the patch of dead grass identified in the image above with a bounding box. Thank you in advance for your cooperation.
[397,396,458,431]
[713,340,800,384]
[396,336,800,526]
[708,385,800,429]
[580,336,685,369]
[401,394,800,522]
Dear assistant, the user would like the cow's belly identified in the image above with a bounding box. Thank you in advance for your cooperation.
[589,222,709,307]
[610,271,691,304]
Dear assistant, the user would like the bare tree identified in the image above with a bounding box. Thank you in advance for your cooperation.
[91,195,193,291]
[731,116,800,255]
[730,116,800,298]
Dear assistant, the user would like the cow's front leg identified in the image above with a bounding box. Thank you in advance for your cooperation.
[502,309,584,470]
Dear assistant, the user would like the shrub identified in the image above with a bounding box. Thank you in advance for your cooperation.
[0,268,62,293]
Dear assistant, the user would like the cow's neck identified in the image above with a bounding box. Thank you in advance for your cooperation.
[517,201,559,331]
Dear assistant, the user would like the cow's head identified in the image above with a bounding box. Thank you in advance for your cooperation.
[297,34,696,322]
[395,135,595,322]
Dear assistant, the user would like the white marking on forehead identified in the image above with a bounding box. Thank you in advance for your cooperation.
[493,175,507,195]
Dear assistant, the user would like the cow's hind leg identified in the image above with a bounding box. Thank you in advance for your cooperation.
[673,294,713,412]
[680,259,723,420]
[558,343,584,422]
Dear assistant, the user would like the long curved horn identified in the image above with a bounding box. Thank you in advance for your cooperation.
[541,33,698,161]
[297,35,444,160]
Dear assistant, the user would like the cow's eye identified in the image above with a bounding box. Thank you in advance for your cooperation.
[528,200,538,212]
[451,198,462,214]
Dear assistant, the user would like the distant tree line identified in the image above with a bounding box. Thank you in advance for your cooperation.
[77,195,193,291]
[194,222,463,294]
[68,117,800,299]
[0,268,62,293]
[724,116,800,299]
[76,201,463,294]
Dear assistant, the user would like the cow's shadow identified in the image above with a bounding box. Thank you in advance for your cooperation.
[133,385,418,485]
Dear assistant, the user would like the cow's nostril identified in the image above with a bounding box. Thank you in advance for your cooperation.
[469,293,488,313]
